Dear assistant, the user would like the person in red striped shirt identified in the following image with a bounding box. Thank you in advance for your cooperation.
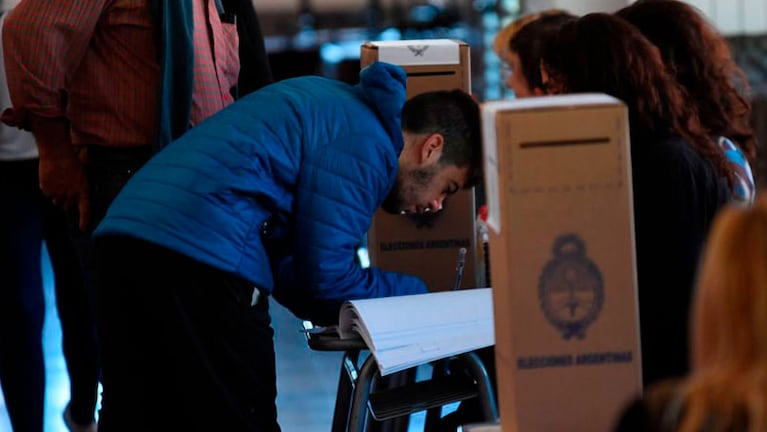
[0,1,271,431]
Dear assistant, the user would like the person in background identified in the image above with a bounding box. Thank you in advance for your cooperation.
[540,13,732,386]
[0,4,98,432]
[91,62,482,431]
[0,1,271,431]
[0,0,271,232]
[492,9,577,97]
[614,193,767,432]
[616,0,757,205]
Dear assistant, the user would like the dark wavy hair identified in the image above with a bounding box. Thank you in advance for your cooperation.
[617,0,756,166]
[540,13,732,182]
[508,11,577,92]
[401,89,482,187]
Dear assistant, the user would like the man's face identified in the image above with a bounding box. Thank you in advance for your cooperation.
[381,163,468,215]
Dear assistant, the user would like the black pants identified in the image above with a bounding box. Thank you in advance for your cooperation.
[95,236,280,432]
[0,158,99,431]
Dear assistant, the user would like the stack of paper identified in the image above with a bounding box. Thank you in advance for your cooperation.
[337,288,494,375]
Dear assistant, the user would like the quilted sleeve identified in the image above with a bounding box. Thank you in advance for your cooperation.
[272,133,428,324]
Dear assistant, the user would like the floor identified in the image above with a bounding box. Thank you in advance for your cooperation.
[0,249,434,431]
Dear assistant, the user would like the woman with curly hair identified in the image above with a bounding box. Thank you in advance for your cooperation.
[617,0,757,205]
[540,13,733,386]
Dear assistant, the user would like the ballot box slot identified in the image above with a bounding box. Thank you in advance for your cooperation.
[406,71,456,77]
[520,137,611,149]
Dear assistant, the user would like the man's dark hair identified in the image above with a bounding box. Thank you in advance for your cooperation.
[401,89,482,187]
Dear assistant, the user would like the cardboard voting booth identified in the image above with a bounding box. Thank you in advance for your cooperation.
[361,39,480,291]
[482,94,642,431]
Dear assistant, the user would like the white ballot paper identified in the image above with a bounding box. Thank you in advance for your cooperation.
[338,288,494,376]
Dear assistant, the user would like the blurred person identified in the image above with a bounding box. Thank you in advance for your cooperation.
[617,0,757,205]
[1,0,272,232]
[1,1,271,431]
[92,62,482,431]
[0,5,98,432]
[614,193,767,432]
[492,9,577,97]
[540,13,733,386]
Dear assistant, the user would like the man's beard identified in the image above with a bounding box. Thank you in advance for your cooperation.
[380,167,434,214]
[381,183,403,214]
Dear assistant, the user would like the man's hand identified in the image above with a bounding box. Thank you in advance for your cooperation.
[38,148,91,230]
[38,146,82,208]
[30,114,91,230]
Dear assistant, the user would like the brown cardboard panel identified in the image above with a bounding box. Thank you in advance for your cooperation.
[361,41,470,99]
[483,95,642,432]
[361,40,480,291]
[367,190,477,291]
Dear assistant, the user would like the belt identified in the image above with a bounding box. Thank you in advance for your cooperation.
[85,145,154,163]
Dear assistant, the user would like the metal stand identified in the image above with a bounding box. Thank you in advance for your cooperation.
[302,321,498,432]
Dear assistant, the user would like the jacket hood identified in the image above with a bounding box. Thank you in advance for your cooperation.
[353,62,407,154]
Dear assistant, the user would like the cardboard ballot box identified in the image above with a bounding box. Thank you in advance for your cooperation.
[361,39,480,291]
[482,94,642,432]
[360,39,471,97]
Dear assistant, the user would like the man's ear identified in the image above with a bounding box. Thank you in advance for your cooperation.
[419,133,444,165]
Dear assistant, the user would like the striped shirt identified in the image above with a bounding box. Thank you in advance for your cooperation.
[191,0,238,126]
[1,0,239,148]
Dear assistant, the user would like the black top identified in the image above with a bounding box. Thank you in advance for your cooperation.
[630,134,731,386]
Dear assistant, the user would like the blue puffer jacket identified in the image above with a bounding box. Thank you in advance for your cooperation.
[94,62,428,323]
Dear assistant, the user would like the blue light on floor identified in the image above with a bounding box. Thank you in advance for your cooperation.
[1,246,442,431]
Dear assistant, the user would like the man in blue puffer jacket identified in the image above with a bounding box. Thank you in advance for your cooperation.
[92,61,482,431]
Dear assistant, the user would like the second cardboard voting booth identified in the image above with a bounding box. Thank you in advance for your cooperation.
[306,39,498,432]
[482,94,643,432]
[361,39,481,291]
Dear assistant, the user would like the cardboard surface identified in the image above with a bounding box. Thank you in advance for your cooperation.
[362,40,481,291]
[361,40,470,95]
[482,94,642,431]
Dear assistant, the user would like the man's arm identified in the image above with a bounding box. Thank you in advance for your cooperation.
[273,135,428,324]
[29,115,89,228]
[2,0,107,228]
[3,0,106,127]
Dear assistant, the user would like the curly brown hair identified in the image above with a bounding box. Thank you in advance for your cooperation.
[616,0,756,166]
[540,13,733,182]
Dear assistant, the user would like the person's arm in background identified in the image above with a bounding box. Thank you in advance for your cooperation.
[272,133,428,325]
[2,0,106,229]
[221,0,273,97]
